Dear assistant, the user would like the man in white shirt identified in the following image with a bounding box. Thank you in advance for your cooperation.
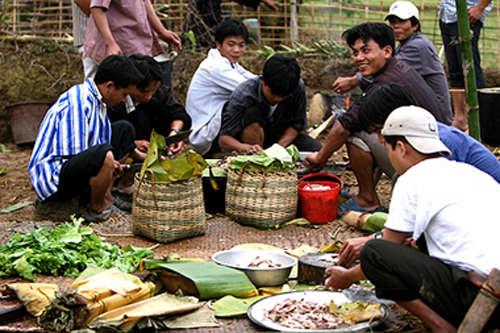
[186,18,256,156]
[325,106,500,331]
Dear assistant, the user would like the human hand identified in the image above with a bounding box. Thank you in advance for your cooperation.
[113,159,123,175]
[135,140,149,153]
[262,0,278,11]
[332,76,357,95]
[304,152,327,170]
[241,143,264,154]
[324,266,353,290]
[161,30,182,51]
[468,6,484,23]
[169,141,184,155]
[105,41,123,57]
[337,236,370,267]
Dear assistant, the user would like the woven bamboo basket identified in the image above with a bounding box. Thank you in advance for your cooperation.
[225,167,298,229]
[132,174,206,243]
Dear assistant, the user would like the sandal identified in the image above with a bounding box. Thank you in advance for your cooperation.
[114,197,132,213]
[81,204,114,222]
[337,197,385,217]
[339,189,351,200]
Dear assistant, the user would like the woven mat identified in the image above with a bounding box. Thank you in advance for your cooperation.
[1,214,404,333]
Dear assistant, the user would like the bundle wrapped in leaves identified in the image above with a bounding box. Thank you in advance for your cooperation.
[229,144,300,171]
[139,131,207,183]
[0,216,156,281]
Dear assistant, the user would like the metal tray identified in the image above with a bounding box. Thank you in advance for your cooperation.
[247,290,388,332]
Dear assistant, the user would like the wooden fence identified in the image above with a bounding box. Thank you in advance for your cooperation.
[1,0,499,67]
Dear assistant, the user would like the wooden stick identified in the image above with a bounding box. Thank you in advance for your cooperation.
[308,114,334,139]
[458,268,500,332]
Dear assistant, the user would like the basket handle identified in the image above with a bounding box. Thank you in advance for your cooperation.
[137,169,159,210]
[234,162,267,199]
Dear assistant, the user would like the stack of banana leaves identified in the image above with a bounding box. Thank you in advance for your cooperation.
[139,131,207,183]
[228,144,300,171]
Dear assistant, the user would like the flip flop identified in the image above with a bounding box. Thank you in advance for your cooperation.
[114,197,132,213]
[81,204,120,222]
[339,189,351,199]
[337,197,385,217]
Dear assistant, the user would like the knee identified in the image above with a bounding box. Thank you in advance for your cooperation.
[101,150,115,170]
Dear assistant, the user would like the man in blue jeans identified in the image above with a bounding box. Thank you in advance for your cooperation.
[439,0,493,132]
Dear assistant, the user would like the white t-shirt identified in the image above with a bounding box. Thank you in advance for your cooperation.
[186,48,256,155]
[385,157,500,275]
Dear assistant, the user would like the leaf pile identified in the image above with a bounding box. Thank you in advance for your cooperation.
[140,131,207,183]
[229,144,300,171]
[0,217,156,281]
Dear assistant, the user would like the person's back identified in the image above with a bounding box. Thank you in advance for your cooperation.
[186,18,256,155]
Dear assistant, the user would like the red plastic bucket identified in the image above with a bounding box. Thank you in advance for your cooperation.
[298,173,342,224]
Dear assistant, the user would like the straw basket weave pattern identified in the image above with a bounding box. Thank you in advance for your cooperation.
[225,168,298,229]
[132,175,206,243]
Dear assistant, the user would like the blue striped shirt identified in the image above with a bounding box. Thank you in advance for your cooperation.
[439,0,493,24]
[29,79,112,201]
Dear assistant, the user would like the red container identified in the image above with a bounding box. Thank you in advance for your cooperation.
[298,173,342,224]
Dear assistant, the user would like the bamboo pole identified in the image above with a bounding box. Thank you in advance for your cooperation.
[291,0,298,46]
[455,0,480,140]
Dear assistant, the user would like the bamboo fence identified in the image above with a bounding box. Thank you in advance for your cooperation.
[1,0,499,67]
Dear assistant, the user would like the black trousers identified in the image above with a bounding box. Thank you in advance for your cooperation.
[360,239,500,329]
[48,120,136,201]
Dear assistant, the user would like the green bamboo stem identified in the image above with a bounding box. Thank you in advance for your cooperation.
[455,0,481,139]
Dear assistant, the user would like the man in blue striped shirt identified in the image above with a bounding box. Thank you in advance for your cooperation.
[29,55,143,222]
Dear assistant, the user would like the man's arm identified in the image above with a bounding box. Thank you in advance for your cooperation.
[338,228,412,267]
[277,127,299,148]
[468,0,492,23]
[145,0,181,51]
[74,0,91,16]
[305,121,351,169]
[90,6,122,56]
[219,133,264,153]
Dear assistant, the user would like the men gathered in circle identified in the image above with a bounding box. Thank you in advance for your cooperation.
[219,54,322,153]
[186,18,256,156]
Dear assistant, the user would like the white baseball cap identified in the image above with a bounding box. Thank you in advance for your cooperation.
[385,1,419,20]
[381,106,451,156]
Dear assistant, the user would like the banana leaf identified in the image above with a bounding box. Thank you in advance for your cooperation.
[139,131,207,182]
[143,260,258,300]
[211,295,266,317]
[229,144,299,171]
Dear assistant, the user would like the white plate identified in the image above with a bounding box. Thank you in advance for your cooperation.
[247,290,388,332]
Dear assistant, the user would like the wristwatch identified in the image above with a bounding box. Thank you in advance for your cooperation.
[374,231,383,240]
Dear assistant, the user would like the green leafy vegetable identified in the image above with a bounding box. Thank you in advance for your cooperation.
[0,216,156,281]
[0,200,33,213]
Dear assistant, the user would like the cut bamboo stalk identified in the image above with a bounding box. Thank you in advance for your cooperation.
[309,114,335,139]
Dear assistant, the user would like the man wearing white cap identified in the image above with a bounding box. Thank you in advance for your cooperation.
[333,1,451,119]
[325,106,500,331]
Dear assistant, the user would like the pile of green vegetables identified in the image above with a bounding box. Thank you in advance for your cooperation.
[0,216,156,281]
[229,144,300,171]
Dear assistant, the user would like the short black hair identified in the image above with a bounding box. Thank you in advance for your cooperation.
[214,18,249,44]
[94,54,143,89]
[262,54,301,97]
[342,22,395,54]
[359,84,418,132]
[409,17,421,32]
[129,54,163,90]
[384,135,409,150]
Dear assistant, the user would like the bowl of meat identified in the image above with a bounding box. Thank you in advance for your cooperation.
[211,249,297,287]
